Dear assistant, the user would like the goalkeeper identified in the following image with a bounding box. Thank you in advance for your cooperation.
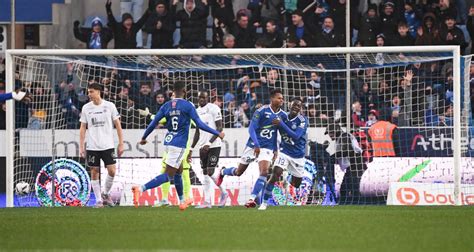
[138,107,198,207]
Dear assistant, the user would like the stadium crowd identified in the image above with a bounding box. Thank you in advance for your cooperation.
[1,0,474,131]
[70,0,474,51]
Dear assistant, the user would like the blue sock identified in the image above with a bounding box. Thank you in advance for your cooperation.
[263,183,275,203]
[174,173,184,202]
[251,176,267,199]
[143,173,170,191]
[222,167,237,176]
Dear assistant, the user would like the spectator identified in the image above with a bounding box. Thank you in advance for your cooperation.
[415,12,441,45]
[311,0,331,28]
[287,9,316,47]
[144,0,176,49]
[211,0,234,47]
[316,17,345,47]
[440,15,466,51]
[392,22,415,46]
[115,85,134,129]
[28,85,49,129]
[435,0,457,24]
[438,104,453,126]
[235,76,252,106]
[152,92,167,113]
[357,4,379,46]
[366,109,378,127]
[132,82,154,110]
[73,17,113,49]
[379,1,400,45]
[376,33,386,46]
[247,0,263,27]
[106,0,152,49]
[283,0,298,27]
[253,69,280,105]
[467,5,474,54]
[260,20,284,48]
[351,101,366,128]
[306,71,322,103]
[120,0,146,48]
[222,33,236,48]
[231,12,257,48]
[328,0,346,36]
[260,0,284,28]
[390,95,410,126]
[233,102,250,128]
[357,82,374,117]
[374,80,392,120]
[395,70,415,125]
[175,0,210,48]
[403,2,421,39]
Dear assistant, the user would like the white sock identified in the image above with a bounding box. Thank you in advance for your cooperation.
[104,174,114,195]
[209,175,224,193]
[203,175,211,204]
[91,180,102,203]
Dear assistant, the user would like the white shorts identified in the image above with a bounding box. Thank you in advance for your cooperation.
[274,152,306,178]
[164,145,186,169]
[240,146,274,165]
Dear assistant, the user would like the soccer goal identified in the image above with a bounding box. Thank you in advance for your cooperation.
[4,47,472,207]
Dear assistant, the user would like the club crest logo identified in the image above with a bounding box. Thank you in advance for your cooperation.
[35,158,91,206]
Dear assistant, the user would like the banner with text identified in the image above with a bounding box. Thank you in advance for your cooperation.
[386,182,474,206]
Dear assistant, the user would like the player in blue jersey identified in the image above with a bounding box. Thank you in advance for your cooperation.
[0,89,31,103]
[132,82,225,211]
[218,89,287,208]
[259,97,308,210]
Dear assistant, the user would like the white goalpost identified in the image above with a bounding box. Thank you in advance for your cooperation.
[4,46,467,208]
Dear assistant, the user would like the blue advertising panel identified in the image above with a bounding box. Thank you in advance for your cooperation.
[396,127,474,157]
[0,0,65,23]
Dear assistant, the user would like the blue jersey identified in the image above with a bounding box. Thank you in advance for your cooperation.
[0,93,13,102]
[246,105,288,151]
[279,114,308,158]
[142,98,220,148]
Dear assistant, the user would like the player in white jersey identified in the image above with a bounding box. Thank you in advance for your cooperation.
[79,83,124,207]
[193,90,227,208]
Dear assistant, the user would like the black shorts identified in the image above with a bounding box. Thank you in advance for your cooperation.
[86,149,116,167]
[200,147,221,169]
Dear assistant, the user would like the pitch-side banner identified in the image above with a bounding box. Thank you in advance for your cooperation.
[396,127,474,157]
[10,127,474,158]
[357,157,474,197]
[386,182,474,206]
[103,158,317,206]
[15,128,330,157]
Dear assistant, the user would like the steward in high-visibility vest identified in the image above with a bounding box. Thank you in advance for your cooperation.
[367,110,397,157]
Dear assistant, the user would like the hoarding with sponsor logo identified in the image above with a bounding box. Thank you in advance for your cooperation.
[387,182,474,206]
[8,127,473,158]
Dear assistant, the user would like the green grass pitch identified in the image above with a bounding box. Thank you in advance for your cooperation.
[0,206,473,251]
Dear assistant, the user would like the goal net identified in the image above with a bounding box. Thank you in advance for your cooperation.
[4,47,472,207]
